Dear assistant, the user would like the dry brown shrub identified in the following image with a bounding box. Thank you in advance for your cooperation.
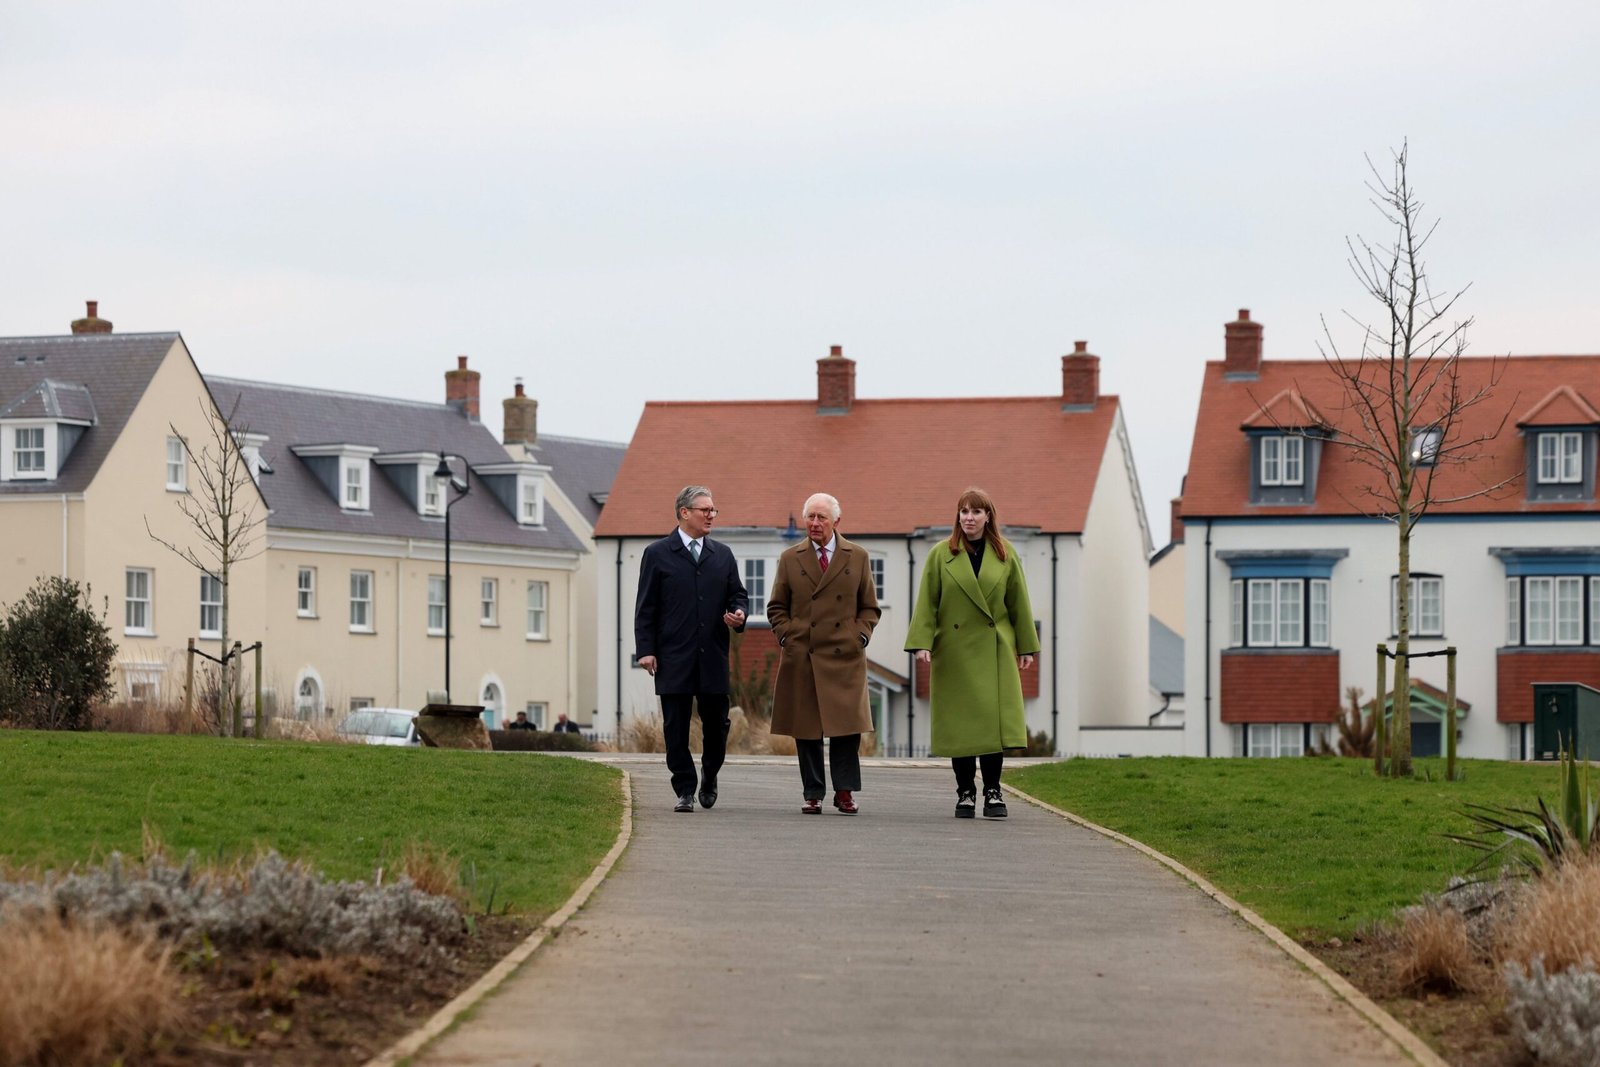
[1499,858,1600,975]
[0,910,185,1066]
[97,700,212,735]
[1394,904,1481,992]
[622,711,666,753]
[767,732,797,756]
[248,955,362,1011]
[393,841,465,904]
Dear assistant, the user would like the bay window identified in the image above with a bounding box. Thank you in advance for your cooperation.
[1232,578,1331,648]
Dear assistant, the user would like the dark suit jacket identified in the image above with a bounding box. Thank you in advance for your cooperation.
[635,532,749,696]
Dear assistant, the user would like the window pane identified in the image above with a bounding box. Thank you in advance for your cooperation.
[869,556,885,600]
[1562,433,1583,482]
[200,574,222,636]
[1418,577,1442,636]
[1526,577,1553,645]
[428,576,446,633]
[481,578,497,624]
[1309,580,1330,647]
[1277,724,1303,757]
[744,559,767,617]
[1592,578,1600,646]
[1508,578,1522,645]
[1538,434,1559,483]
[1230,580,1243,647]
[1260,437,1280,485]
[1282,437,1304,485]
[1248,581,1275,645]
[1248,725,1275,758]
[1557,577,1583,644]
[527,580,548,637]
[1276,579,1302,646]
[297,567,315,615]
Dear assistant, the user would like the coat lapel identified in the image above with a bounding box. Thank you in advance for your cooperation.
[945,548,995,619]
[813,541,849,597]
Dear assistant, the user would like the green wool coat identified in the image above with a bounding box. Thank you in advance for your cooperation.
[904,540,1040,757]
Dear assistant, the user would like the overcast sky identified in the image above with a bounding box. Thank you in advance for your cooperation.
[4,3,1597,535]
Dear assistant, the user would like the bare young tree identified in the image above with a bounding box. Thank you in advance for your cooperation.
[147,396,264,736]
[1319,142,1517,777]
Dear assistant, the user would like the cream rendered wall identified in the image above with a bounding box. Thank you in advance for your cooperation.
[263,536,577,724]
[1074,409,1154,727]
[534,474,600,726]
[83,339,268,703]
[1149,543,1185,635]
[0,496,82,605]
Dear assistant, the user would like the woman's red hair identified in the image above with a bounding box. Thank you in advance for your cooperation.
[945,487,1007,562]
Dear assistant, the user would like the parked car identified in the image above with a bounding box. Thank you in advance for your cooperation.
[335,707,420,746]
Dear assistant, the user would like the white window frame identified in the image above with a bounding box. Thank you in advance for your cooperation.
[480,681,503,728]
[4,422,52,480]
[1507,577,1522,645]
[518,477,544,525]
[1230,580,1244,647]
[1592,578,1600,646]
[349,570,374,632]
[1390,576,1443,638]
[1525,577,1554,645]
[123,662,164,705]
[342,457,369,509]
[744,559,767,617]
[1245,723,1307,758]
[1247,579,1276,646]
[297,566,316,618]
[1275,579,1303,646]
[1556,576,1584,645]
[423,471,443,516]
[526,580,549,639]
[296,674,323,719]
[199,574,222,639]
[1259,435,1304,487]
[1537,432,1584,485]
[125,568,154,635]
[165,436,187,490]
[869,555,886,602]
[525,701,548,729]
[480,577,498,626]
[427,575,447,635]
[1309,579,1330,647]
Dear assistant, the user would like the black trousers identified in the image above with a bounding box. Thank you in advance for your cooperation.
[661,693,729,798]
[796,735,861,800]
[952,752,1004,793]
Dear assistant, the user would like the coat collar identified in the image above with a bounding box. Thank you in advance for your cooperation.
[942,543,1001,618]
[792,537,851,595]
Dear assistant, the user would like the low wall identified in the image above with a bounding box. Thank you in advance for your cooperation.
[1076,725,1186,758]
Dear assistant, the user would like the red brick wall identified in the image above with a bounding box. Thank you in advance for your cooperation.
[1220,649,1340,723]
[816,348,855,411]
[730,627,780,684]
[445,355,480,421]
[914,654,1039,699]
[1061,345,1099,406]
[1496,649,1600,722]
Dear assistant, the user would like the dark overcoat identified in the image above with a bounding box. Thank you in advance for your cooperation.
[904,539,1039,757]
[767,535,881,739]
[634,533,748,695]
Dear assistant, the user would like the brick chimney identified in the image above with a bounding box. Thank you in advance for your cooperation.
[71,300,113,334]
[445,355,480,421]
[817,344,855,414]
[1061,341,1100,409]
[1223,308,1262,378]
[1170,496,1184,545]
[503,377,538,446]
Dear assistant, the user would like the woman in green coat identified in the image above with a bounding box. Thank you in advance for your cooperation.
[905,487,1039,819]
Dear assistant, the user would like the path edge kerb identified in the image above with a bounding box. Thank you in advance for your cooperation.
[1003,783,1449,1067]
[364,768,635,1067]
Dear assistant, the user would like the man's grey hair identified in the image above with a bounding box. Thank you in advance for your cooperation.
[803,493,841,520]
[675,485,713,518]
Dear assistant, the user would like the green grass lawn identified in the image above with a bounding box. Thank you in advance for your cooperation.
[0,731,623,917]
[1010,756,1564,940]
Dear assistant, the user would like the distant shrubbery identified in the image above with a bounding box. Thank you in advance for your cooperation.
[0,576,118,730]
[489,729,595,752]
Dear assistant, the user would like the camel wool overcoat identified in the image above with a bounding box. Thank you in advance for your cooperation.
[904,539,1039,757]
[767,536,881,739]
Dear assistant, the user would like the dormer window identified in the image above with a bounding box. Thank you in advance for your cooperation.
[233,431,271,487]
[472,460,551,526]
[423,475,443,516]
[1410,427,1442,467]
[1259,435,1303,486]
[290,444,378,511]
[14,426,45,475]
[1536,432,1583,484]
[519,477,544,525]
[342,458,367,508]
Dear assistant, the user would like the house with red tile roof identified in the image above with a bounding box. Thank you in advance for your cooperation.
[594,344,1158,756]
[1179,309,1600,760]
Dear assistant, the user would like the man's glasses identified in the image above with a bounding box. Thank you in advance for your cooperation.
[686,507,718,517]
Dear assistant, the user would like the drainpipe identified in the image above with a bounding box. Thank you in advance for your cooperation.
[1204,519,1213,758]
[60,494,70,576]
[1050,534,1059,756]
[906,533,917,758]
[615,539,624,742]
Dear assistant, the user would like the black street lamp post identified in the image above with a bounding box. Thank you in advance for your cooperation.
[434,452,471,700]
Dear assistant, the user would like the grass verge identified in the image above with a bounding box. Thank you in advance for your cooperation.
[1009,756,1562,939]
[0,730,622,917]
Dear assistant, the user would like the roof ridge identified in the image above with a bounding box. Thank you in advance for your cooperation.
[537,432,629,448]
[0,332,180,344]
[643,394,1122,408]
[207,375,455,412]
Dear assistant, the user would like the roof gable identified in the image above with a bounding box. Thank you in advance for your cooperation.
[1517,384,1600,427]
[1239,388,1328,431]
[594,394,1120,537]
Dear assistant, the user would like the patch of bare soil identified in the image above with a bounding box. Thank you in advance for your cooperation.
[142,916,533,1066]
[1306,935,1526,1067]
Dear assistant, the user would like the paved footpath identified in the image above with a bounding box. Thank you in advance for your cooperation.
[415,758,1411,1066]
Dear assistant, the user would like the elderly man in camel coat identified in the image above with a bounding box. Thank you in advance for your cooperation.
[767,492,881,815]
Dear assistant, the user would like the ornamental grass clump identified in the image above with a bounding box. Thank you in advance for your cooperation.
[0,909,184,1067]
[1394,903,1479,993]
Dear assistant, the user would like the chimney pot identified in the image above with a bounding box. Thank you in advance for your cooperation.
[817,344,856,413]
[1074,340,1088,353]
[457,355,468,370]
[87,301,98,317]
[1170,497,1184,545]
[71,299,113,334]
[503,377,538,446]
[1223,308,1264,377]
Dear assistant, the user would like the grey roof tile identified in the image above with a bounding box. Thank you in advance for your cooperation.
[207,377,586,553]
[528,433,626,528]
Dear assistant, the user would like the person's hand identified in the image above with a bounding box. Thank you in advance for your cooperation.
[723,608,746,627]
[1018,654,1035,671]
[639,655,658,676]
[915,650,931,665]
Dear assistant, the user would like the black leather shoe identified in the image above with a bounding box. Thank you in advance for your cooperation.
[955,789,977,819]
[982,788,1008,819]
[674,793,694,813]
[698,779,718,809]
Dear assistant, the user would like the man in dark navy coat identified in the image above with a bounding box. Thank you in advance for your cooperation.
[635,485,749,812]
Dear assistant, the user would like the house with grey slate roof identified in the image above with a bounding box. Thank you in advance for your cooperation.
[2,303,606,730]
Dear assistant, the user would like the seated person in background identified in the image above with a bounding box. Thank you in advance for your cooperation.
[507,711,538,731]
[552,713,581,734]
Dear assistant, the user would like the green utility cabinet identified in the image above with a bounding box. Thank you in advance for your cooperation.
[1532,683,1600,761]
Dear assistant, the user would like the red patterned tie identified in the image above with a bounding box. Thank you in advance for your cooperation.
[818,546,829,571]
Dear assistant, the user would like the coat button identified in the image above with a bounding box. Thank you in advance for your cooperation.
[954,623,959,630]
[835,622,841,628]
[989,622,995,628]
